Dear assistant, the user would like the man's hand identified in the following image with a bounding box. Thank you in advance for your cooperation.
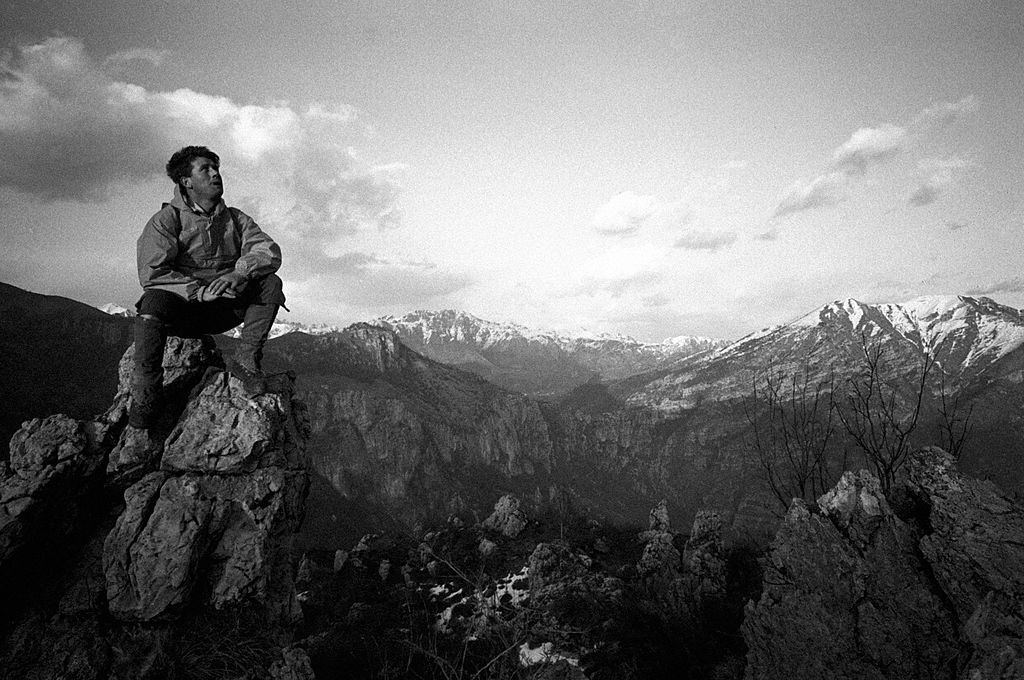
[205,271,248,298]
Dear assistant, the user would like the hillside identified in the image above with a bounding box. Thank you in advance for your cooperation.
[0,282,132,460]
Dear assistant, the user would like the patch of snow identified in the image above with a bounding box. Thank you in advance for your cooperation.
[518,642,581,668]
[97,302,133,317]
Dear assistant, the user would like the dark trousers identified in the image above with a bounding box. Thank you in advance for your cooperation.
[135,274,285,337]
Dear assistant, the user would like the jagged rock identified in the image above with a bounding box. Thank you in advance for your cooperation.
[106,337,220,486]
[296,554,312,584]
[649,499,671,532]
[526,542,623,660]
[483,493,528,537]
[1,415,107,567]
[637,531,681,580]
[905,447,1024,678]
[741,465,964,679]
[636,500,681,583]
[103,369,309,623]
[269,646,315,680]
[529,541,592,597]
[683,510,726,602]
[818,469,888,550]
[161,372,307,473]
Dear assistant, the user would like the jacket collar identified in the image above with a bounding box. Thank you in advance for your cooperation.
[171,184,226,217]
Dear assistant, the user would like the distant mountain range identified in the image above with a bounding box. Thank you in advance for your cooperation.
[620,295,1024,411]
[167,307,726,397]
[19,284,1020,541]
[371,310,726,397]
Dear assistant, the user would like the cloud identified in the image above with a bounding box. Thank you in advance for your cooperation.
[591,191,691,236]
[911,96,979,130]
[0,38,402,266]
[298,251,473,308]
[908,157,970,207]
[830,124,906,174]
[103,48,170,69]
[673,229,738,251]
[966,278,1024,296]
[773,171,847,218]
[772,97,978,220]
[572,244,665,297]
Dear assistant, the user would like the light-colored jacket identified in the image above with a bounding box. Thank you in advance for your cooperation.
[138,185,281,300]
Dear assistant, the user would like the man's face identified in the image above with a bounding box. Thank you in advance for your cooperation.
[182,156,223,202]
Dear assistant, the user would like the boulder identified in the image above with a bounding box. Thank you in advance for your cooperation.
[483,493,528,538]
[905,447,1024,678]
[106,336,221,487]
[741,451,1024,680]
[683,510,726,603]
[104,370,309,623]
[1,415,107,568]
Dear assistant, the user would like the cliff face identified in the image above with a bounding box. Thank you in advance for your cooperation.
[742,447,1024,679]
[0,338,310,679]
[253,325,556,545]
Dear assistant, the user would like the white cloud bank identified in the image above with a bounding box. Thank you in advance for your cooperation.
[591,191,738,251]
[0,37,471,312]
[773,97,978,219]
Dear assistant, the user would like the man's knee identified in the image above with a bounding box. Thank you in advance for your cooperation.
[136,289,182,321]
[251,273,286,306]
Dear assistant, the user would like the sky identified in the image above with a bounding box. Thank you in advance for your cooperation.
[1,1,1022,342]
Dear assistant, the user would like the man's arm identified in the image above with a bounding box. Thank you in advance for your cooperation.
[137,210,202,300]
[231,209,282,280]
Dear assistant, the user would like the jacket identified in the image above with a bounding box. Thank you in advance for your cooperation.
[137,185,282,300]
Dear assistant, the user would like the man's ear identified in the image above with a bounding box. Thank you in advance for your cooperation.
[180,177,193,191]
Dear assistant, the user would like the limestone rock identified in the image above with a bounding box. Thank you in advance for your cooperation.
[483,493,528,538]
[1,415,107,567]
[649,499,671,532]
[529,541,593,599]
[103,369,309,623]
[106,337,221,486]
[741,458,970,675]
[161,372,308,473]
[905,446,1024,678]
[269,646,315,680]
[683,510,726,602]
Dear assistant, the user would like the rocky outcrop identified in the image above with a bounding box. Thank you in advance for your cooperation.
[106,336,221,487]
[1,337,310,679]
[1,416,109,568]
[742,450,1024,680]
[104,369,309,623]
[904,447,1024,679]
[483,493,528,538]
[683,510,726,604]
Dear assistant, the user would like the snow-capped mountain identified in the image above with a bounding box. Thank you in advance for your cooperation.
[221,320,342,340]
[97,303,133,317]
[625,295,1024,412]
[371,309,726,397]
[96,303,342,340]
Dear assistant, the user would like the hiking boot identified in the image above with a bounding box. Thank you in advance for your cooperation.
[227,355,267,396]
[229,302,279,396]
[128,315,167,429]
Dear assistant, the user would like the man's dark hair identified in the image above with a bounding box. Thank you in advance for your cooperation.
[166,146,220,185]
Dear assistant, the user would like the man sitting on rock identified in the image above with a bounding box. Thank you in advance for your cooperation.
[130,145,285,429]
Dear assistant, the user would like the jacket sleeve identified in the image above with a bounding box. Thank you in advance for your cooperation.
[232,209,282,279]
[137,209,201,300]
